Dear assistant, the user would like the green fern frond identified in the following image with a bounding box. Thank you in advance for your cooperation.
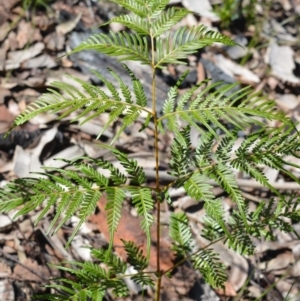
[10,66,149,141]
[169,212,193,256]
[147,0,170,17]
[121,239,148,270]
[108,14,150,35]
[155,25,235,67]
[183,173,215,201]
[90,248,127,275]
[131,273,155,287]
[68,31,151,64]
[192,249,226,289]
[159,71,190,135]
[168,126,192,176]
[201,215,224,241]
[110,0,148,17]
[224,209,255,254]
[127,187,154,257]
[46,261,128,300]
[215,131,237,162]
[2,0,300,299]
[204,198,232,240]
[0,163,110,246]
[193,132,215,167]
[123,64,148,107]
[206,163,248,230]
[105,187,126,252]
[230,126,300,197]
[69,156,127,185]
[160,82,290,138]
[152,7,190,37]
[113,150,146,185]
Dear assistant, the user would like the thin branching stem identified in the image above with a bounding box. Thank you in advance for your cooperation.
[149,15,162,301]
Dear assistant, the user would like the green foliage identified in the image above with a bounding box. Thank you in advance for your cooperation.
[1,0,300,300]
[22,0,53,14]
[213,0,258,30]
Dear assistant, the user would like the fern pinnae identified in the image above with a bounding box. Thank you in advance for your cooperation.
[52,81,85,100]
[128,187,154,259]
[155,25,235,67]
[227,85,254,107]
[67,190,101,245]
[2,0,300,298]
[193,132,215,167]
[51,191,86,237]
[204,198,232,241]
[121,239,148,270]
[183,173,215,202]
[192,249,226,289]
[169,212,193,255]
[162,70,189,114]
[215,132,237,162]
[105,187,126,252]
[74,100,106,123]
[180,111,207,136]
[91,70,123,102]
[176,83,202,111]
[113,150,146,185]
[108,68,133,103]
[79,164,109,187]
[96,104,126,140]
[123,65,148,107]
[46,193,72,234]
[79,102,118,127]
[111,108,140,145]
[151,7,190,37]
[191,110,220,137]
[188,79,216,109]
[69,31,151,64]
[110,0,148,18]
[108,14,150,35]
[208,163,249,230]
[147,0,171,17]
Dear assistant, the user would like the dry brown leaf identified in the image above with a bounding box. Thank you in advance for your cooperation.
[0,22,11,42]
[276,94,300,112]
[16,20,42,49]
[43,145,85,168]
[13,127,57,178]
[0,88,11,104]
[56,12,82,35]
[266,251,294,272]
[266,42,300,84]
[215,281,237,297]
[196,60,206,83]
[7,31,18,51]
[22,54,57,69]
[0,279,14,301]
[0,104,17,123]
[182,0,219,21]
[215,54,260,84]
[90,196,175,271]
[44,31,65,51]
[0,261,12,278]
[0,47,6,71]
[5,42,45,70]
[13,258,50,282]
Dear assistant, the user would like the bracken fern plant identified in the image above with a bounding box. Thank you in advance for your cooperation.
[1,0,300,300]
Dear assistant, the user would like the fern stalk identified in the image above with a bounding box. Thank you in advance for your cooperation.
[148,13,163,300]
